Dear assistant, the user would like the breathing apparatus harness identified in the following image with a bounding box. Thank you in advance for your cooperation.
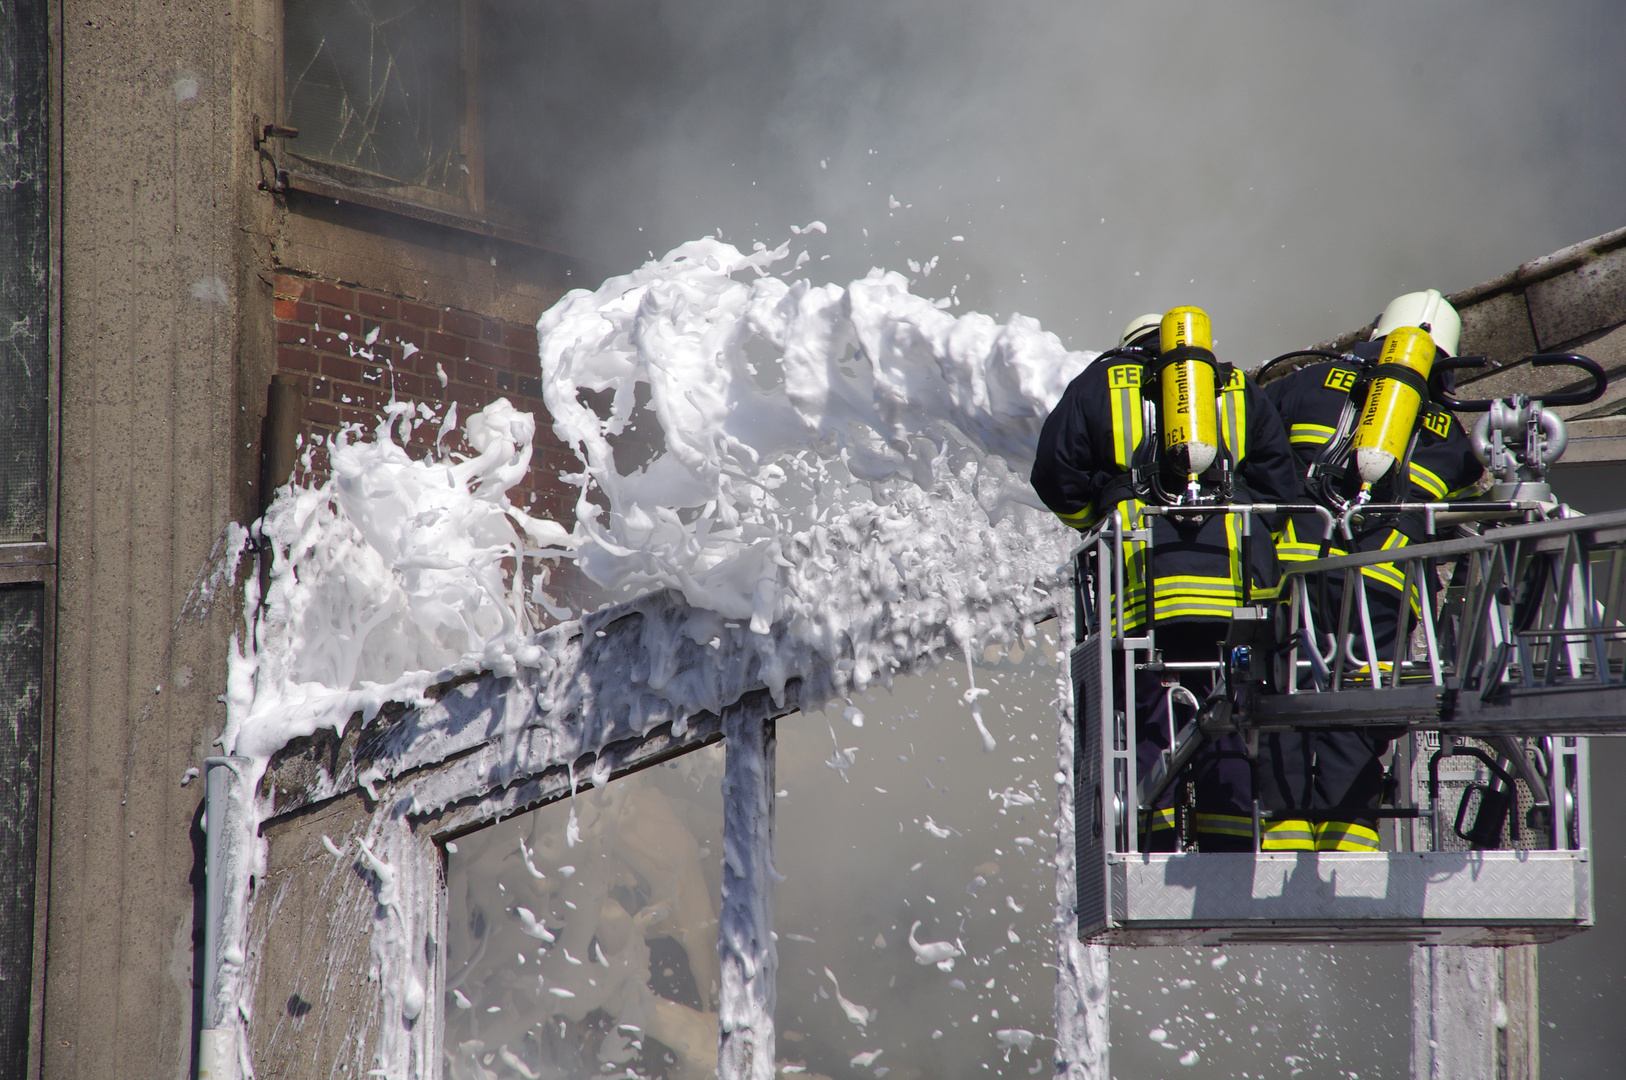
[1259,339,1488,517]
[1091,306,1239,516]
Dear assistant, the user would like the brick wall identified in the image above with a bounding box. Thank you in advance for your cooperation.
[272,271,578,524]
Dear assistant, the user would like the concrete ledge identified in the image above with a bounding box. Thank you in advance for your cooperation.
[1556,416,1626,464]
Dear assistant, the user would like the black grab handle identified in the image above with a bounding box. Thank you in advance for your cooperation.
[1429,355,1488,402]
[1528,353,1608,407]
[1437,352,1607,411]
[1431,355,1490,377]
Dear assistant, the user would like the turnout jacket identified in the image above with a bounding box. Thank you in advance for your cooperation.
[1032,352,1303,631]
[1262,341,1484,594]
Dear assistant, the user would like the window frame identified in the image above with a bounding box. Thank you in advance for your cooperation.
[0,0,60,1074]
[238,588,802,1076]
[268,0,572,256]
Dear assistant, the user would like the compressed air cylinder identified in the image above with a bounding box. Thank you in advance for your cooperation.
[1353,324,1436,484]
[1159,306,1220,477]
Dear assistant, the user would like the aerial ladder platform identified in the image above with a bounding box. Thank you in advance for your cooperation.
[1071,360,1623,946]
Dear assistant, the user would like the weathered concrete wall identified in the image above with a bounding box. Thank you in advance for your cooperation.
[44,2,256,1077]
[1306,224,1626,466]
[42,3,588,1075]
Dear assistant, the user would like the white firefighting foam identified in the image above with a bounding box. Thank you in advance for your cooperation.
[220,236,1094,1078]
[228,236,1089,766]
[540,235,1084,637]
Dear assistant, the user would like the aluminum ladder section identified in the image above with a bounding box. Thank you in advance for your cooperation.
[1071,503,1621,945]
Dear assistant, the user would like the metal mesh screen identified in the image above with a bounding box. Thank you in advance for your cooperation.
[1074,636,1108,936]
[1416,732,1547,852]
[0,0,51,543]
[0,585,44,1076]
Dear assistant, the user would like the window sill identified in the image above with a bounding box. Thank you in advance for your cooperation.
[284,170,578,260]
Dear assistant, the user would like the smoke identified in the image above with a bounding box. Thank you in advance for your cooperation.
[457,4,1626,1074]
[486,0,1625,361]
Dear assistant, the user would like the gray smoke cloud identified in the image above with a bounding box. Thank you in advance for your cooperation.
[489,0,1625,361]
[464,4,1626,1075]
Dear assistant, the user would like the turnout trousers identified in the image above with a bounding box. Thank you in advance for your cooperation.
[1132,624,1255,852]
[1268,516,1411,850]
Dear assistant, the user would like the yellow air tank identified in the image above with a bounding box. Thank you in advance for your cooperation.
[1352,324,1436,487]
[1158,306,1220,479]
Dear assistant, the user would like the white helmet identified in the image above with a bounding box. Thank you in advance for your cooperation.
[1119,312,1163,347]
[1372,289,1461,357]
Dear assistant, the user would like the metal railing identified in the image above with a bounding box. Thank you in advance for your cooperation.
[1069,500,1625,860]
[1264,505,1626,734]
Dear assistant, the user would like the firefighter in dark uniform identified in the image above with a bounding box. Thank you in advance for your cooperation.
[1258,290,1484,851]
[1032,306,1303,851]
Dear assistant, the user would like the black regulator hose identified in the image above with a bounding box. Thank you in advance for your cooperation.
[1255,348,1350,384]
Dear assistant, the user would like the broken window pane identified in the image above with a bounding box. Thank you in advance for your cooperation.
[284,0,465,194]
[443,743,725,1079]
[773,640,1060,1079]
[776,634,1410,1079]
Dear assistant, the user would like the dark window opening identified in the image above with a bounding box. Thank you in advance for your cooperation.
[283,0,474,205]
[277,0,688,259]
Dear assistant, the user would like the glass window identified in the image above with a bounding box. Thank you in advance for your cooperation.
[0,0,49,544]
[773,638,1061,1079]
[443,744,725,1080]
[0,585,45,1076]
[283,0,468,197]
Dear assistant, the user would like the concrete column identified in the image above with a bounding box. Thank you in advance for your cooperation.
[1413,944,1539,1080]
[48,2,258,1077]
[1500,945,1539,1080]
[1413,946,1497,1079]
[719,710,778,1080]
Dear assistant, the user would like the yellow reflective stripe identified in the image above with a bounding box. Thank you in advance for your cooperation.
[1315,821,1381,851]
[1109,499,1152,635]
[1221,370,1246,461]
[1290,422,1336,446]
[1262,819,1316,851]
[1359,530,1410,591]
[1408,461,1449,499]
[1111,376,1143,470]
[1145,807,1176,831]
[1226,506,1243,600]
[1362,563,1407,590]
[1153,582,1277,608]
[1103,376,1144,633]
[1276,518,1342,564]
[1194,813,1254,837]
[1152,601,1248,620]
[1154,574,1252,590]
[1055,505,1097,530]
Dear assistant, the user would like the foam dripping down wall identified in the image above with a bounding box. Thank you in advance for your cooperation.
[221,236,1092,1078]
